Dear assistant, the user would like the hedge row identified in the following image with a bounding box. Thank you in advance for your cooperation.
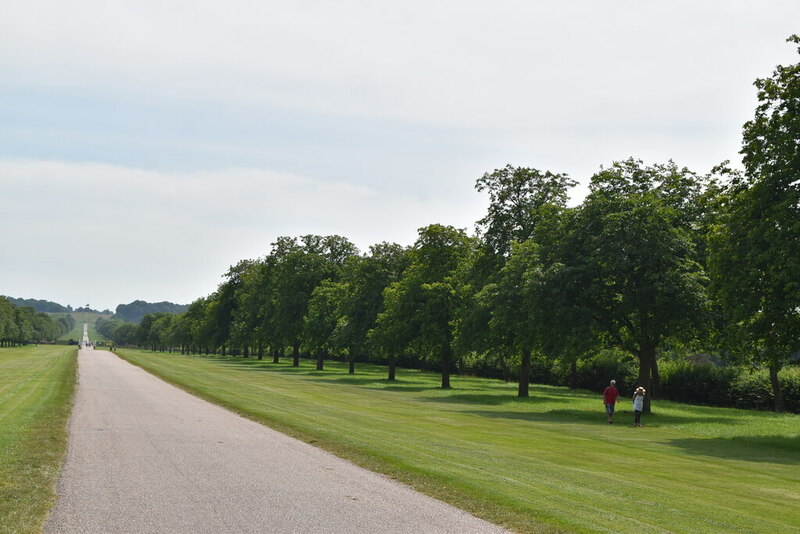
[659,361,800,413]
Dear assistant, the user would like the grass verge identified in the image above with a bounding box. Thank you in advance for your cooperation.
[117,349,800,533]
[0,345,76,534]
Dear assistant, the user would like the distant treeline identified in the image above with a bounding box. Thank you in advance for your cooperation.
[3,296,70,313]
[0,296,112,314]
[114,300,189,323]
[0,296,75,346]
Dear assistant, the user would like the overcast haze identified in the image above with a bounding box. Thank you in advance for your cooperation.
[1,1,798,311]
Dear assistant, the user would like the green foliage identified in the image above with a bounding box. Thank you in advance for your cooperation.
[570,350,639,393]
[541,159,714,410]
[710,35,800,411]
[0,297,74,345]
[659,360,738,406]
[475,164,575,258]
[114,300,188,323]
[1,296,69,313]
[270,235,359,360]
[374,225,473,387]
[659,361,800,413]
[730,368,800,413]
[302,279,346,355]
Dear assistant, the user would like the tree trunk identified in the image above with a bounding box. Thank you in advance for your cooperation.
[292,340,300,367]
[636,346,656,413]
[388,352,397,381]
[243,346,250,358]
[273,350,280,364]
[769,364,785,413]
[441,346,452,389]
[518,348,531,398]
[651,357,662,400]
[348,345,355,374]
[316,348,324,370]
[257,346,263,360]
[569,360,578,389]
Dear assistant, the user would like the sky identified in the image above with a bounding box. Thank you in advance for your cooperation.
[1,1,799,312]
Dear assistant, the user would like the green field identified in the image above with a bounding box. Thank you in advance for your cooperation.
[0,345,76,534]
[50,311,112,342]
[116,349,800,533]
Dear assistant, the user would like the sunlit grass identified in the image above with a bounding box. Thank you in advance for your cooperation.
[118,349,800,533]
[0,345,76,534]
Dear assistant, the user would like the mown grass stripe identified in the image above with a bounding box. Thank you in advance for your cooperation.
[0,346,77,534]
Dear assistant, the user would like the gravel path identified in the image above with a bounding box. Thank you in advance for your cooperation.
[45,349,508,533]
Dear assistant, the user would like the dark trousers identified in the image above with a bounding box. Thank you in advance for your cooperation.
[634,410,642,425]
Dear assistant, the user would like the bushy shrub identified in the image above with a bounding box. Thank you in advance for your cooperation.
[570,350,638,394]
[781,367,800,413]
[728,367,800,413]
[529,355,560,386]
[729,371,778,411]
[659,361,736,406]
[660,362,799,413]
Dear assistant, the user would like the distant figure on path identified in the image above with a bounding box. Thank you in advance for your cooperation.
[602,379,620,424]
[632,387,646,427]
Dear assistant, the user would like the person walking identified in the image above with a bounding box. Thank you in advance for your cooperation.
[602,379,620,424]
[632,387,646,427]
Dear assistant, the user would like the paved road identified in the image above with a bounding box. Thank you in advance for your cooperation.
[46,349,508,533]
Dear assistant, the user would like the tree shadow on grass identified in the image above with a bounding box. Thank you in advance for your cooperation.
[465,408,603,423]
[464,408,740,426]
[665,436,800,464]
[209,358,436,390]
[302,376,433,392]
[418,393,572,406]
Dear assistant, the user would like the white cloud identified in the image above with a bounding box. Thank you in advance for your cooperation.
[0,158,485,309]
[3,1,798,131]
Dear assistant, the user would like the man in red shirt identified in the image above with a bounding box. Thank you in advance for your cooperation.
[602,379,620,424]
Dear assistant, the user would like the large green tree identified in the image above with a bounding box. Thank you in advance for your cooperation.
[303,279,346,370]
[271,235,358,367]
[375,225,473,388]
[475,165,576,258]
[552,160,711,411]
[471,165,576,397]
[710,35,800,412]
[337,243,409,376]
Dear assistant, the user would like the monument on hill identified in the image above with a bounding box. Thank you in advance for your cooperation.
[81,323,92,348]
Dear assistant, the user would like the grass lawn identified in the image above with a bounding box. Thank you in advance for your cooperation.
[0,345,76,534]
[117,349,799,534]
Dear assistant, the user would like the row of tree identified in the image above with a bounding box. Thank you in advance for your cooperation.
[114,300,189,323]
[101,36,799,413]
[0,296,76,346]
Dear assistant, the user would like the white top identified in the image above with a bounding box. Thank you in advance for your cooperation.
[633,394,644,411]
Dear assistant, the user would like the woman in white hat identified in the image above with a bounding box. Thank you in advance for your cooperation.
[632,387,646,427]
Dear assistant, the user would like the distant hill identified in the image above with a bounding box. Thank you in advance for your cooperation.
[115,300,188,323]
[3,296,70,313]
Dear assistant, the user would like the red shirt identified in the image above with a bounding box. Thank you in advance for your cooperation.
[603,386,619,404]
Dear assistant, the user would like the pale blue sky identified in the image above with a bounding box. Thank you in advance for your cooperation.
[1,1,798,311]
